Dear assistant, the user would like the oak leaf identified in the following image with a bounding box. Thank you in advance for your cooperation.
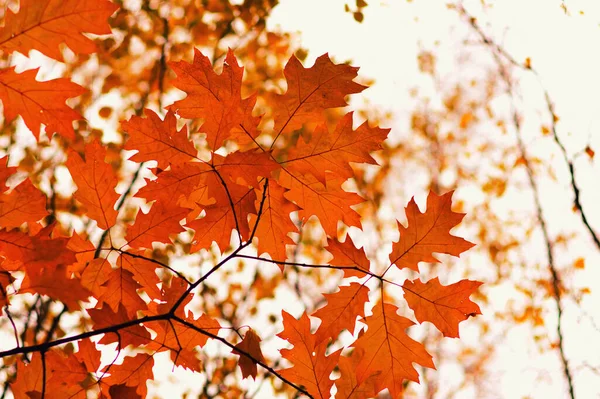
[0,179,48,230]
[403,277,483,338]
[0,0,119,61]
[325,236,371,278]
[0,67,85,140]
[389,191,475,272]
[67,140,120,230]
[232,328,266,380]
[102,354,154,398]
[353,302,435,398]
[277,311,342,399]
[122,109,197,169]
[248,180,298,263]
[168,49,260,150]
[312,282,369,344]
[283,112,389,185]
[271,53,366,137]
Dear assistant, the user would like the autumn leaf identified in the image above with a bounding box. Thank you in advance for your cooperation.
[248,179,298,263]
[75,338,102,373]
[0,225,76,272]
[353,302,435,398]
[0,179,48,230]
[213,151,279,188]
[280,171,363,235]
[187,180,256,253]
[232,328,266,379]
[277,311,342,399]
[271,53,366,138]
[403,277,482,338]
[67,140,120,230]
[282,112,389,185]
[125,200,187,249]
[102,354,154,398]
[146,314,221,372]
[20,264,91,309]
[0,0,119,61]
[336,348,377,399]
[325,235,371,278]
[0,67,85,140]
[88,304,151,348]
[98,268,146,317]
[389,191,475,272]
[312,282,369,344]
[168,49,260,150]
[122,109,197,169]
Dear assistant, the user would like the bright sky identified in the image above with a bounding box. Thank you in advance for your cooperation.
[268,0,600,398]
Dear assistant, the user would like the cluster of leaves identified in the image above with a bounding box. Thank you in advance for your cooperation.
[0,1,482,398]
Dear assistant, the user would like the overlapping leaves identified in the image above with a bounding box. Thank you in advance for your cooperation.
[0,3,482,397]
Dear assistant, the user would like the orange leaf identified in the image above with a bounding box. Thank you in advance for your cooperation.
[248,180,298,263]
[75,338,101,373]
[67,140,120,230]
[136,161,213,209]
[389,191,474,272]
[0,67,85,140]
[232,328,266,380]
[20,264,90,309]
[0,225,76,272]
[125,201,187,249]
[403,277,482,338]
[0,179,48,230]
[102,354,154,398]
[271,53,366,137]
[312,282,369,344]
[325,235,370,278]
[122,109,197,169]
[280,171,363,236]
[283,113,388,184]
[277,311,342,399]
[0,0,118,61]
[88,304,151,348]
[353,302,435,398]
[98,268,146,317]
[213,151,279,188]
[146,314,221,372]
[336,348,378,399]
[188,181,256,253]
[168,49,260,150]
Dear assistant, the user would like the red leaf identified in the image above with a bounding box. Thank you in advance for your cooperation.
[102,354,154,398]
[0,0,118,61]
[122,109,197,169]
[277,311,341,399]
[271,54,366,137]
[88,304,151,348]
[403,277,483,338]
[67,140,120,230]
[389,191,475,272]
[280,171,363,236]
[0,179,48,230]
[248,180,298,263]
[325,236,370,278]
[312,283,369,345]
[232,328,266,380]
[283,113,388,184]
[98,268,146,317]
[353,302,435,398]
[125,201,187,249]
[168,49,260,150]
[0,67,85,140]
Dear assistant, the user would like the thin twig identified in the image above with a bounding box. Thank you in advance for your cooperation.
[458,6,576,398]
